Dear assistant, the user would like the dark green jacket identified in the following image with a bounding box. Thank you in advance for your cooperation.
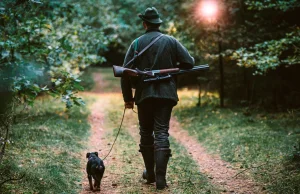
[121,29,194,105]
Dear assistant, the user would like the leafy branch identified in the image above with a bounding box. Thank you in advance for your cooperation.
[231,29,300,74]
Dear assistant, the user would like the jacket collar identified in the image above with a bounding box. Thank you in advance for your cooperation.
[145,28,161,33]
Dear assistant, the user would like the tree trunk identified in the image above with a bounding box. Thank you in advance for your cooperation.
[218,40,224,107]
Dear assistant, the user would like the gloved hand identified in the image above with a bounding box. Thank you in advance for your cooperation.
[125,101,134,109]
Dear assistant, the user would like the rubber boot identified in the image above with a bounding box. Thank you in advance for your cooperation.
[139,144,155,184]
[155,148,171,190]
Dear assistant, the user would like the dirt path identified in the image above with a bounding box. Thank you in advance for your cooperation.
[124,110,172,194]
[79,70,262,193]
[125,109,262,193]
[79,72,123,194]
[169,118,262,193]
[79,93,119,194]
[91,71,109,93]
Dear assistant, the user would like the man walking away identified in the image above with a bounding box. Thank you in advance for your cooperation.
[121,7,194,190]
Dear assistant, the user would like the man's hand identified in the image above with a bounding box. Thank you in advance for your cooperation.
[125,101,134,109]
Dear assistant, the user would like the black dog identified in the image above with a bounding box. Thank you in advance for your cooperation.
[86,152,105,191]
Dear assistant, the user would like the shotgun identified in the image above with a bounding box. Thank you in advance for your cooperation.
[113,64,209,78]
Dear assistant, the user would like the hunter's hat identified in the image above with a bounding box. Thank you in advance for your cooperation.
[138,7,163,24]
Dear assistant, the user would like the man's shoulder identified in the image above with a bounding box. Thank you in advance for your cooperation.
[162,34,177,41]
[160,34,180,47]
[136,33,177,46]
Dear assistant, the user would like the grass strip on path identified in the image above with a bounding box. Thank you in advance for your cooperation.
[174,90,300,193]
[1,97,90,193]
[106,96,219,194]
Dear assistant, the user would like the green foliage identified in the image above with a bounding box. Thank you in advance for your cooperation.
[245,0,300,11]
[232,29,300,73]
[1,0,299,106]
[50,72,85,108]
[0,97,90,193]
[114,0,299,74]
[220,0,300,74]
[107,0,300,75]
[0,0,118,107]
[79,67,96,91]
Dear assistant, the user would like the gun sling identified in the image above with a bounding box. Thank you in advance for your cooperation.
[123,34,164,68]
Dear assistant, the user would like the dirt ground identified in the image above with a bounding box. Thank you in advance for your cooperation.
[79,71,262,194]
[169,118,262,193]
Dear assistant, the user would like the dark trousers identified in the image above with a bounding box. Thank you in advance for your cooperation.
[137,98,175,149]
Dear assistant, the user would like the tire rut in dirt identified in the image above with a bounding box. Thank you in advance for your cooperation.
[169,117,263,193]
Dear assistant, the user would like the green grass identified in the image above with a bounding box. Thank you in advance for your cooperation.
[0,97,91,193]
[168,137,219,194]
[106,99,219,194]
[174,92,300,193]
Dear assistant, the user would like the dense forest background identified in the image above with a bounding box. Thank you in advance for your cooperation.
[1,0,300,110]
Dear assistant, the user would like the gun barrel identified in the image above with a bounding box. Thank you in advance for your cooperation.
[113,64,209,78]
[170,64,209,75]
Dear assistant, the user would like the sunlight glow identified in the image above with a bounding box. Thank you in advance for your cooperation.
[199,1,218,19]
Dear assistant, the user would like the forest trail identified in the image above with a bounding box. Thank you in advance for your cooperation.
[169,118,262,193]
[80,92,118,194]
[79,72,122,194]
[79,70,262,193]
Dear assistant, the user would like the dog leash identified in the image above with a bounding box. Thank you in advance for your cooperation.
[102,107,126,160]
[102,107,138,161]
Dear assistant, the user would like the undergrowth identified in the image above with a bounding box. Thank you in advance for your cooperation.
[0,97,90,193]
[174,90,300,193]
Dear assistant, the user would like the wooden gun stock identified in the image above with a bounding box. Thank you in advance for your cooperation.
[113,65,138,77]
